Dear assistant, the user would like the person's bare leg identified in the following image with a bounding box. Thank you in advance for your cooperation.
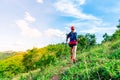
[70,47,73,62]
[73,46,77,63]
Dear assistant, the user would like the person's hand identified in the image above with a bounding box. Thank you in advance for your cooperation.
[66,39,68,43]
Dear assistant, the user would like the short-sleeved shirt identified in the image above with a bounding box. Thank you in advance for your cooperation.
[67,32,78,45]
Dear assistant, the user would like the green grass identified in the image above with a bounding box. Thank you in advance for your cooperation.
[0,39,120,80]
[11,39,120,80]
[59,40,120,80]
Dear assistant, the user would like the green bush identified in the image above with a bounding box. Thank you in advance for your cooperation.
[89,67,112,79]
[108,49,120,59]
[110,41,120,50]
[0,59,25,78]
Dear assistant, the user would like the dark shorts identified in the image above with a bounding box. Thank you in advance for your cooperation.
[69,44,76,48]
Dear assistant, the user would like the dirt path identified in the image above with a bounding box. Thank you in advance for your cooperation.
[50,62,72,80]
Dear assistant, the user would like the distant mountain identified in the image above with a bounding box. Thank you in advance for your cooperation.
[0,50,16,60]
[0,50,15,54]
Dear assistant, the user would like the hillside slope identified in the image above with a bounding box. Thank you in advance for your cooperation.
[11,39,120,80]
[0,44,70,80]
[59,40,120,80]
[0,30,120,80]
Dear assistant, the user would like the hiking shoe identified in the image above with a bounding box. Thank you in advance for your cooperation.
[73,60,76,64]
[73,59,76,64]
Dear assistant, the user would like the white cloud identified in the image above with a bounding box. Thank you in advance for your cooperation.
[24,12,36,22]
[15,11,67,51]
[79,25,116,44]
[77,0,86,5]
[107,5,120,15]
[0,44,28,51]
[36,0,44,4]
[12,40,26,46]
[42,28,67,45]
[54,0,99,20]
[45,28,65,38]
[16,12,41,38]
[65,19,117,35]
[80,26,117,35]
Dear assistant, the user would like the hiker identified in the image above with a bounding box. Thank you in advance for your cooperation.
[66,26,78,63]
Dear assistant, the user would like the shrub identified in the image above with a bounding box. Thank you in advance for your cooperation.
[108,49,120,59]
[89,67,112,80]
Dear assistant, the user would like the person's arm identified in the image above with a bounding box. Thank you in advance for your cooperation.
[76,32,79,41]
[66,32,70,42]
[66,34,69,42]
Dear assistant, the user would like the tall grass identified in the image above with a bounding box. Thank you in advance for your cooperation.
[0,39,120,80]
[11,39,120,80]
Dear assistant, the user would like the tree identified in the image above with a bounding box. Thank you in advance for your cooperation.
[117,19,120,29]
[85,33,96,46]
[111,19,120,40]
[77,35,88,51]
[112,30,120,40]
[77,33,96,51]
[102,33,112,42]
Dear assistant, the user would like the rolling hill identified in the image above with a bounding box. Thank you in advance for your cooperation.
[0,30,120,80]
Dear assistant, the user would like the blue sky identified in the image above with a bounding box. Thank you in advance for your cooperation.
[0,0,120,51]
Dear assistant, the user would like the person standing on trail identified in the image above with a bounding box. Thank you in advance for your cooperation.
[66,26,78,63]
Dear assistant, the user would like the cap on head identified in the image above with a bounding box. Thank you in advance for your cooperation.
[71,26,75,30]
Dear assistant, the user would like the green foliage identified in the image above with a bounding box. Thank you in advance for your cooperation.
[22,48,39,71]
[110,20,120,40]
[60,50,120,80]
[8,38,120,80]
[89,67,112,79]
[102,19,120,42]
[59,37,120,80]
[77,35,87,51]
[102,33,112,42]
[117,19,120,29]
[0,43,70,79]
[85,33,96,46]
[0,54,25,78]
[108,49,120,59]
[112,30,120,40]
[36,54,56,70]
[77,33,96,51]
[110,41,120,50]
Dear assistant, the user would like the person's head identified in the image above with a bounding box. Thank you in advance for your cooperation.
[71,26,75,32]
